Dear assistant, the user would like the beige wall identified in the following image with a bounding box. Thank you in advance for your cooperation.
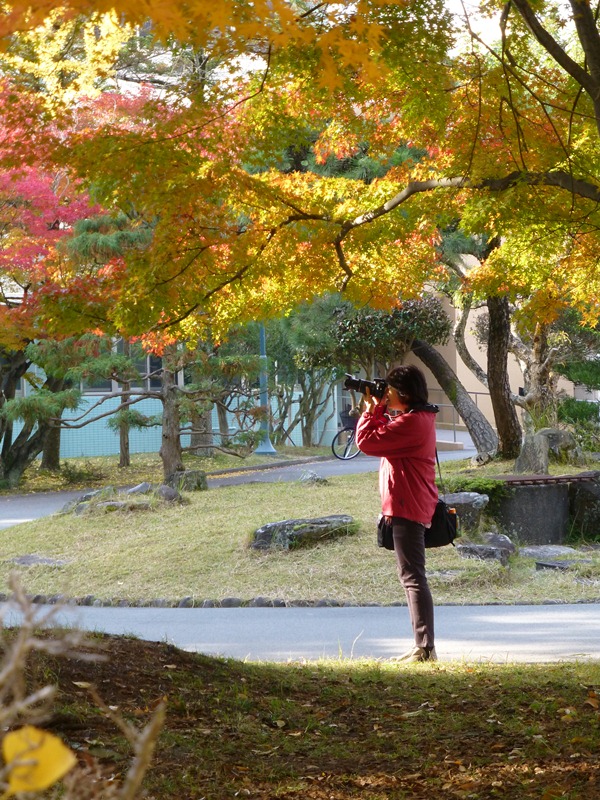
[406,299,575,431]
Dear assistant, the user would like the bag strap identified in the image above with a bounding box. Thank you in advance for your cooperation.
[435,449,447,496]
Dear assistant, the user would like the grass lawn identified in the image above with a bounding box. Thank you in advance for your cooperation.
[2,455,600,606]
[35,634,600,799]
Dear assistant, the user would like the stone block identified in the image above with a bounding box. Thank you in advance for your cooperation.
[494,484,570,545]
[569,480,600,538]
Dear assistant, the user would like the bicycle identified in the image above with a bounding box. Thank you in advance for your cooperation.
[331,425,361,460]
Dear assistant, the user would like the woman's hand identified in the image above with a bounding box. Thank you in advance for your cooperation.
[363,387,381,413]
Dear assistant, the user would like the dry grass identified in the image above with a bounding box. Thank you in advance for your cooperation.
[2,470,600,605]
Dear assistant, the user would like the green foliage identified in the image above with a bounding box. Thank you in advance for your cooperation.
[558,397,599,425]
[106,409,159,431]
[25,336,113,379]
[64,213,153,262]
[1,388,81,424]
[286,294,351,372]
[307,144,424,183]
[556,360,600,391]
[330,295,451,375]
[557,398,600,453]
[440,475,510,511]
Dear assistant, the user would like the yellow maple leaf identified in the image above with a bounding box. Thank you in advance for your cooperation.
[3,726,76,795]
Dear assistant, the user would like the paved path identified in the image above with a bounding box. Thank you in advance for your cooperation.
[4,602,598,664]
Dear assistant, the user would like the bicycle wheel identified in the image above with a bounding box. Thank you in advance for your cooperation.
[331,427,361,460]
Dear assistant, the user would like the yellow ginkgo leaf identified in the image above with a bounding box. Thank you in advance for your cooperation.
[3,725,76,795]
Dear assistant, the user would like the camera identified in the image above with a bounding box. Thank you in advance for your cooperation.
[343,373,388,399]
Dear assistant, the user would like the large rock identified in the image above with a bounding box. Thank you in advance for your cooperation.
[62,483,182,515]
[481,531,517,553]
[441,491,488,531]
[252,515,355,550]
[456,543,510,567]
[514,433,550,474]
[515,428,583,474]
[166,469,208,491]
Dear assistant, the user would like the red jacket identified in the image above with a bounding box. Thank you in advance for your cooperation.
[355,404,438,525]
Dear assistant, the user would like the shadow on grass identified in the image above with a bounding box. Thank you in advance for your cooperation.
[38,633,600,799]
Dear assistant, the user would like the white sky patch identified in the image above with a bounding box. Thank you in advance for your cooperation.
[445,0,503,46]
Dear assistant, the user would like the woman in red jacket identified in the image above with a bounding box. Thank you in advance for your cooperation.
[355,364,439,662]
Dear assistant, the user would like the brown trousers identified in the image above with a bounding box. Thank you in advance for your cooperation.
[392,518,435,649]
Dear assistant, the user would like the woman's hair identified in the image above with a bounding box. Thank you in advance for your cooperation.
[386,365,429,407]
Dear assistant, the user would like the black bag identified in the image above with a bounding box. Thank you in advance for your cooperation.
[424,499,459,549]
[377,503,458,551]
[377,514,395,550]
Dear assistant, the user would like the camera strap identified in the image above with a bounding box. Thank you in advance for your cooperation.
[435,450,447,495]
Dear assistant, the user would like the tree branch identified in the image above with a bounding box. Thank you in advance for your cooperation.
[568,0,600,87]
[510,0,595,95]
[55,393,159,429]
[339,170,600,243]
[453,293,489,388]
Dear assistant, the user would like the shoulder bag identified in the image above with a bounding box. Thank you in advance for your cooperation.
[425,452,459,549]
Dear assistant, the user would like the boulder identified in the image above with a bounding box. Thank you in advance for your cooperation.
[481,531,517,554]
[514,433,550,474]
[441,491,489,531]
[252,515,355,550]
[63,483,183,514]
[167,469,208,491]
[495,484,570,545]
[156,484,183,503]
[456,543,510,567]
[515,428,584,474]
[519,544,580,559]
[127,482,153,495]
[298,470,329,486]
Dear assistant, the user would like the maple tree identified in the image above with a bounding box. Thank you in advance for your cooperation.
[1,1,599,463]
[0,141,105,485]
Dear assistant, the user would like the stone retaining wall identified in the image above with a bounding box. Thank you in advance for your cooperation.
[487,473,600,545]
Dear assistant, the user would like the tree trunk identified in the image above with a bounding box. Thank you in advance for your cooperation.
[515,322,559,430]
[412,339,498,459]
[487,296,522,459]
[297,372,334,447]
[190,404,214,456]
[0,373,62,487]
[270,383,297,445]
[41,424,61,471]
[1,420,51,487]
[216,401,230,444]
[159,368,184,481]
[119,411,131,468]
[119,340,131,468]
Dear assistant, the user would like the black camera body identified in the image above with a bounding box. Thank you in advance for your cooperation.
[343,373,388,399]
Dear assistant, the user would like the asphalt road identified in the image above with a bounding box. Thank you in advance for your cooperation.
[3,602,599,663]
